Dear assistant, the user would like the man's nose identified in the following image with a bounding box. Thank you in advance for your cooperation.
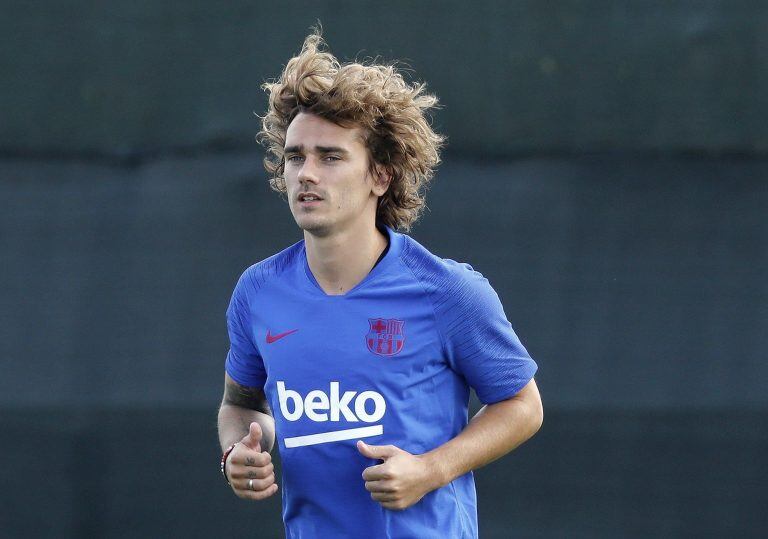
[297,157,319,184]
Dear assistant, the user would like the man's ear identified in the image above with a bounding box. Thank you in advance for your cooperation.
[372,164,392,196]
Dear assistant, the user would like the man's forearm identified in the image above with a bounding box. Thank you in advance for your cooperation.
[218,404,276,452]
[422,379,543,489]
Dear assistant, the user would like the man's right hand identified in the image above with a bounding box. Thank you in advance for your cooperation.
[226,422,278,500]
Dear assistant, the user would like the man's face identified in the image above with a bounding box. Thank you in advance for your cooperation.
[283,112,388,237]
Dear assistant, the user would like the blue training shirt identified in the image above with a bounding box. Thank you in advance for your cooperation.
[225,226,537,539]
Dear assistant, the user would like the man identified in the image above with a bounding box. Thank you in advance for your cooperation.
[218,31,543,538]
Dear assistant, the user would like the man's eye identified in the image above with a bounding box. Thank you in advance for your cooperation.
[286,155,304,163]
[323,155,341,162]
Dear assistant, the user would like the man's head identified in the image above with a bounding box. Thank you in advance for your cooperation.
[282,111,387,237]
[258,31,445,232]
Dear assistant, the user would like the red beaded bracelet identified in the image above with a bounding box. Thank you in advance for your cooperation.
[220,443,238,485]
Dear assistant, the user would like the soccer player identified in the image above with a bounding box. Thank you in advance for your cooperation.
[217,31,543,538]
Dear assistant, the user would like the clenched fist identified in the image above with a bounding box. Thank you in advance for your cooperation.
[358,440,440,511]
[225,422,278,500]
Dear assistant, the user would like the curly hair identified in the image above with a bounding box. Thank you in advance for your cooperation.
[257,31,445,231]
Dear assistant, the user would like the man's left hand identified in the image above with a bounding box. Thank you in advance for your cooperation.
[357,440,441,510]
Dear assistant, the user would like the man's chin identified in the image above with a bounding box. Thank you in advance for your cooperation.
[294,217,331,237]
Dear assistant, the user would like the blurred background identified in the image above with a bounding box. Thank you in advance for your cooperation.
[2,1,767,537]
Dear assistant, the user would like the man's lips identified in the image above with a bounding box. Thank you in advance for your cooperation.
[297,192,324,203]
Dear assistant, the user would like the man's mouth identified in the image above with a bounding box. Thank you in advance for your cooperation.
[298,192,323,202]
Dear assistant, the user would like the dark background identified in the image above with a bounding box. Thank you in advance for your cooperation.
[2,1,766,537]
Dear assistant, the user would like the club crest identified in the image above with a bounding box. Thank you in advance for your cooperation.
[366,318,405,356]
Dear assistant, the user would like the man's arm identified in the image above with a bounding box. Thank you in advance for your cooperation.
[218,372,275,452]
[425,377,543,485]
[218,373,278,500]
[358,378,543,510]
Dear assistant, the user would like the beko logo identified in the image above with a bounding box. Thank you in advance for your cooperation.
[276,381,386,448]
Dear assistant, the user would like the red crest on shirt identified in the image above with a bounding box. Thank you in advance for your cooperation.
[366,318,405,356]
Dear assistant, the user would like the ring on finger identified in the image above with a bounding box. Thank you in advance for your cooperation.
[248,479,254,491]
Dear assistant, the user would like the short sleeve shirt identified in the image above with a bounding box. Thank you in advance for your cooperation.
[226,226,537,539]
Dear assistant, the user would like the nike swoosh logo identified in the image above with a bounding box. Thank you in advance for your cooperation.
[266,329,299,344]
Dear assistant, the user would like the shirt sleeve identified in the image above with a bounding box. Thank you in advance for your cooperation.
[439,263,538,404]
[224,271,267,389]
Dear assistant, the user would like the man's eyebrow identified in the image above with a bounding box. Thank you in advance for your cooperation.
[315,146,349,154]
[283,145,350,155]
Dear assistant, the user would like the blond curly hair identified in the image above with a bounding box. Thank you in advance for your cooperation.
[258,31,445,231]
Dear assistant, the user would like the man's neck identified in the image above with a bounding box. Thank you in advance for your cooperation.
[304,224,388,296]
